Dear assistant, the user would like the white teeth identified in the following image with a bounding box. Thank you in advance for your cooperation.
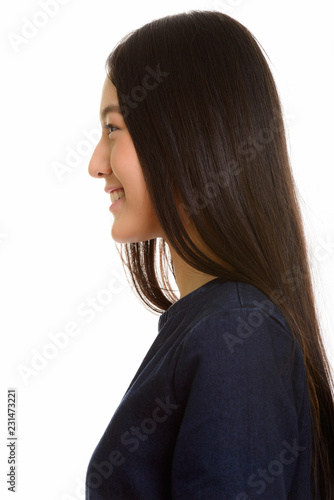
[110,189,125,203]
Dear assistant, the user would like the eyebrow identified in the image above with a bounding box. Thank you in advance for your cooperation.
[100,104,122,121]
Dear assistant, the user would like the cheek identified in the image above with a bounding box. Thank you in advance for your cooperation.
[112,135,160,223]
[114,137,147,199]
[110,139,129,170]
[127,174,151,213]
[112,135,136,173]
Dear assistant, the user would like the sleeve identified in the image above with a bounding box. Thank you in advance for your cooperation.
[171,307,311,500]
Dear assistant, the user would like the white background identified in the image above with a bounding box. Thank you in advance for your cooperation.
[1,0,333,498]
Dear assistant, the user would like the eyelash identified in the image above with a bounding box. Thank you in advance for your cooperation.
[104,124,118,136]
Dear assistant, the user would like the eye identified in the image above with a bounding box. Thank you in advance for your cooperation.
[104,124,119,137]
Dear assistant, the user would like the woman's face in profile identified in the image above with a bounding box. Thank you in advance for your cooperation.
[88,77,165,243]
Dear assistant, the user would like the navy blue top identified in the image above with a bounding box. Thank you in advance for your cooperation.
[85,279,313,499]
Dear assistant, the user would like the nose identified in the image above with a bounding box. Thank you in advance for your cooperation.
[88,138,112,178]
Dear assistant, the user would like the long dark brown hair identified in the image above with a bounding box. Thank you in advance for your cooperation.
[105,10,334,497]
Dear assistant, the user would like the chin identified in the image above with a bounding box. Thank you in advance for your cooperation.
[111,226,163,244]
[111,228,146,244]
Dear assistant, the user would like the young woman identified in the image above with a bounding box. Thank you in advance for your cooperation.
[86,10,334,499]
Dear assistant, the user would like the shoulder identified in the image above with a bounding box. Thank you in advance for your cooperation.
[174,280,307,400]
[202,280,291,329]
[183,280,295,353]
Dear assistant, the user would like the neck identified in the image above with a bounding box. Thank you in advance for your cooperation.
[168,244,217,299]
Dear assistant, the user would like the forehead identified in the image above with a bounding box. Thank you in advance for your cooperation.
[100,78,121,121]
[101,77,118,104]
